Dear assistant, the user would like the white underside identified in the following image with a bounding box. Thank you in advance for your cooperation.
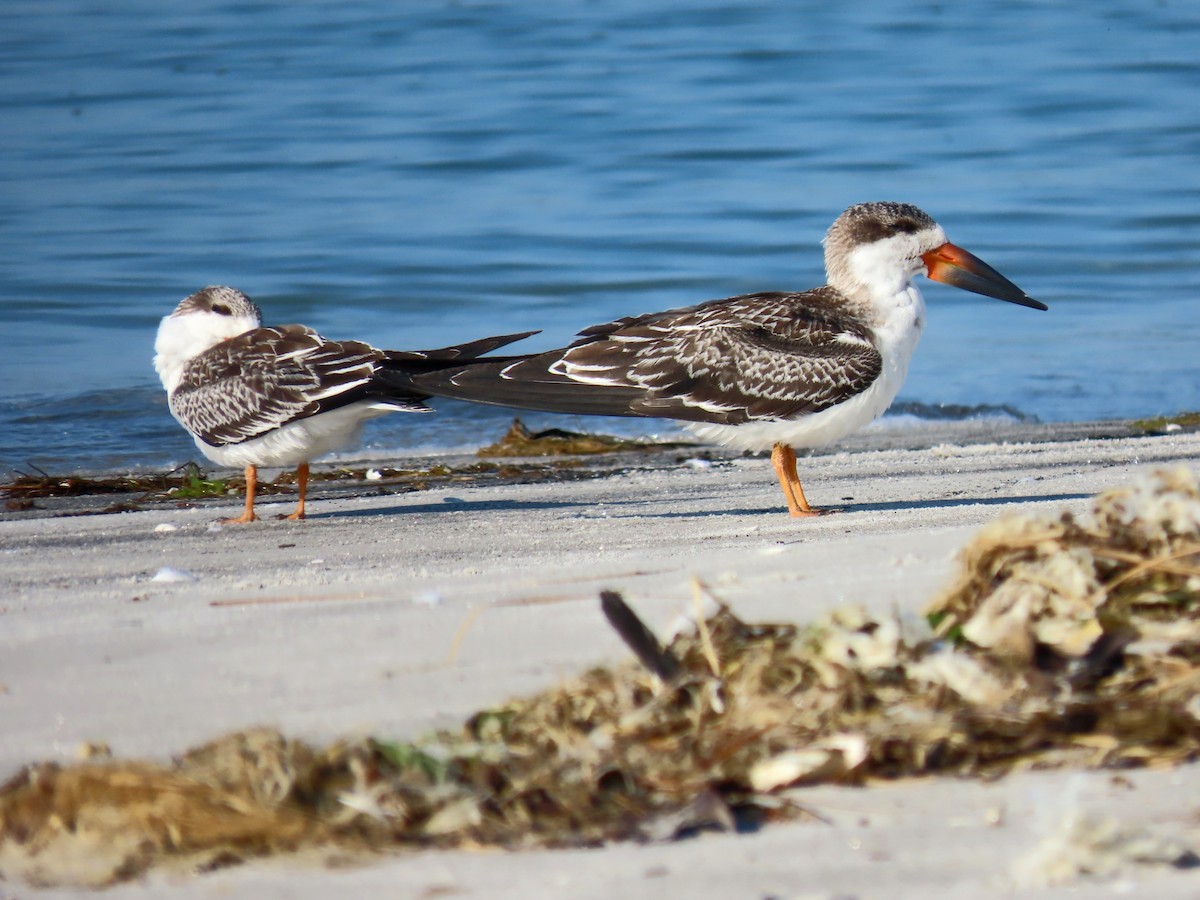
[687,285,925,452]
[192,401,417,469]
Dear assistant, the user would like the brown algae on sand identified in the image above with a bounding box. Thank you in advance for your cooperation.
[0,458,595,517]
[5,469,1200,887]
[477,417,681,457]
[1131,410,1200,434]
[0,420,664,517]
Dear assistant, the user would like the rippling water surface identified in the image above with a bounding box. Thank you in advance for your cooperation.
[2,1,1198,472]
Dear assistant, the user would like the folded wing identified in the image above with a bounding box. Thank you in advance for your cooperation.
[170,325,418,447]
[409,291,884,426]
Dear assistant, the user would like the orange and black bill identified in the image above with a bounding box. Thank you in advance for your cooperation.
[923,242,1048,311]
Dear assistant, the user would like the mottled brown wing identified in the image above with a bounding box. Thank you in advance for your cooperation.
[169,325,390,446]
[553,290,883,425]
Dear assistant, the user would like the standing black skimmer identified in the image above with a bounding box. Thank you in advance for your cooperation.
[153,286,534,523]
[402,202,1047,517]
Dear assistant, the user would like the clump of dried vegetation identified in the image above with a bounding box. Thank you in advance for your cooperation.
[4,469,1200,887]
[477,417,685,457]
[0,462,231,513]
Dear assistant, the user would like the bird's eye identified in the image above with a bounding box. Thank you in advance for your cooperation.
[212,303,231,315]
[892,218,920,235]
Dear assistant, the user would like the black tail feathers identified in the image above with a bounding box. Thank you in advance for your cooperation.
[382,330,539,370]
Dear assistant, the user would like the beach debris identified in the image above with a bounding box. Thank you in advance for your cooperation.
[153,523,178,533]
[411,590,443,608]
[0,462,230,514]
[0,462,234,502]
[928,466,1200,667]
[0,456,623,518]
[150,567,198,583]
[1,466,170,499]
[166,471,229,500]
[76,743,112,761]
[5,468,1200,887]
[1132,410,1200,435]
[1014,801,1200,887]
[600,589,680,680]
[477,418,682,457]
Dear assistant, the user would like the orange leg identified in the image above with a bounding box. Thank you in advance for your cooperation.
[221,465,259,524]
[284,462,309,521]
[770,443,820,518]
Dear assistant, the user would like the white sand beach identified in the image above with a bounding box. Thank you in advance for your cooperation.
[3,421,1200,897]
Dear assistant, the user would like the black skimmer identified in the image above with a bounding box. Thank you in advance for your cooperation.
[401,202,1047,517]
[153,286,534,523]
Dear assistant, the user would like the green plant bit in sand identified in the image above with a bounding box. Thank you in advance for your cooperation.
[1131,410,1200,434]
[5,469,1200,887]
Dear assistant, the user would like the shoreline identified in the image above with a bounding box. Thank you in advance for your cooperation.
[0,415,1163,523]
[3,422,1200,896]
[0,406,1170,487]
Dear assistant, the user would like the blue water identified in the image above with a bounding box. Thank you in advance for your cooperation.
[2,1,1199,473]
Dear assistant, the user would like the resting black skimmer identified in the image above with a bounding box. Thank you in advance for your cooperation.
[153,286,534,523]
[402,202,1047,517]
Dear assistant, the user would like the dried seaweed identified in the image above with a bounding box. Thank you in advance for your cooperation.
[0,463,234,515]
[0,462,217,500]
[0,457,603,517]
[477,418,684,457]
[1131,410,1200,434]
[5,469,1200,887]
[928,466,1200,662]
[1,420,689,518]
